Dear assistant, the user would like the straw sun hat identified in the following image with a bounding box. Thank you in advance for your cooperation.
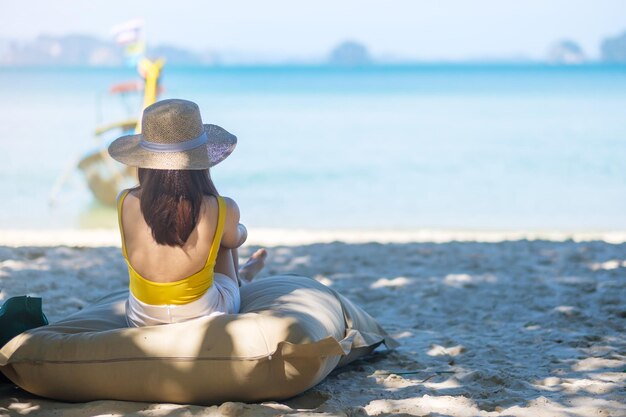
[108,99,237,170]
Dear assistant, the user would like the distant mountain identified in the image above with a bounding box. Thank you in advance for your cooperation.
[547,40,585,64]
[1,35,380,67]
[328,41,372,66]
[6,33,608,67]
[0,34,124,66]
[148,44,204,66]
[601,31,626,63]
[0,34,213,67]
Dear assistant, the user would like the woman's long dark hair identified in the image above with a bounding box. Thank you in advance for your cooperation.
[136,168,219,247]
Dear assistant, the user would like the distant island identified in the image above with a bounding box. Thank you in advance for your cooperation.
[1,32,626,67]
[547,40,585,64]
[0,34,212,67]
[328,41,371,66]
[601,31,626,63]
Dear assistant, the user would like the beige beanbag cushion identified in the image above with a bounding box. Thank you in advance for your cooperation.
[0,275,397,404]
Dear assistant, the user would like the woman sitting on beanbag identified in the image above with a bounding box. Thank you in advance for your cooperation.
[108,98,267,327]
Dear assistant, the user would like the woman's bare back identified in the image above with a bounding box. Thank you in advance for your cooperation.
[120,190,221,283]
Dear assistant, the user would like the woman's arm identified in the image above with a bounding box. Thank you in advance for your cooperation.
[220,197,247,249]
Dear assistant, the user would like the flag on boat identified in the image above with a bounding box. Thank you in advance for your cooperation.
[111,19,146,66]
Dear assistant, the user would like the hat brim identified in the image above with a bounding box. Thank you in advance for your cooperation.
[107,124,237,170]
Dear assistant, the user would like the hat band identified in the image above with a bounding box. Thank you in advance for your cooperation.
[139,131,208,153]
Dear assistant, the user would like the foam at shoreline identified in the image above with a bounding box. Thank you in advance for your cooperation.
[0,228,625,247]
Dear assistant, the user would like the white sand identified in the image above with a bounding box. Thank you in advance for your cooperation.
[1,228,626,247]
[1,229,625,416]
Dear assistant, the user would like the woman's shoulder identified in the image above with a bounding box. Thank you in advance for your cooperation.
[117,189,142,224]
[200,195,240,230]
[219,196,238,210]
[218,196,240,220]
[116,188,139,205]
[197,194,236,219]
[116,189,128,204]
[201,195,238,212]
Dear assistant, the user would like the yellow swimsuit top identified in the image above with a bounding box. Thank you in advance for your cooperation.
[117,190,226,306]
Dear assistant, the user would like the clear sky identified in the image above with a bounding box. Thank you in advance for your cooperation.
[1,0,624,60]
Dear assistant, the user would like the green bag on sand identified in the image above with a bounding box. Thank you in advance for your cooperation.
[0,296,48,348]
[0,296,48,384]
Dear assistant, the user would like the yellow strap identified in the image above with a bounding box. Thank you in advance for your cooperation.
[116,189,131,259]
[206,196,226,267]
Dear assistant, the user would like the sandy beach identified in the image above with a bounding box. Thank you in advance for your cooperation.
[1,229,625,416]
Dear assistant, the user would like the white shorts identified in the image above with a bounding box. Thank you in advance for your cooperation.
[125,273,241,327]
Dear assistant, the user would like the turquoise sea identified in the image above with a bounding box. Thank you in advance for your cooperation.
[0,64,625,231]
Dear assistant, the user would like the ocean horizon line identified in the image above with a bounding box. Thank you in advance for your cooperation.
[1,61,626,71]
